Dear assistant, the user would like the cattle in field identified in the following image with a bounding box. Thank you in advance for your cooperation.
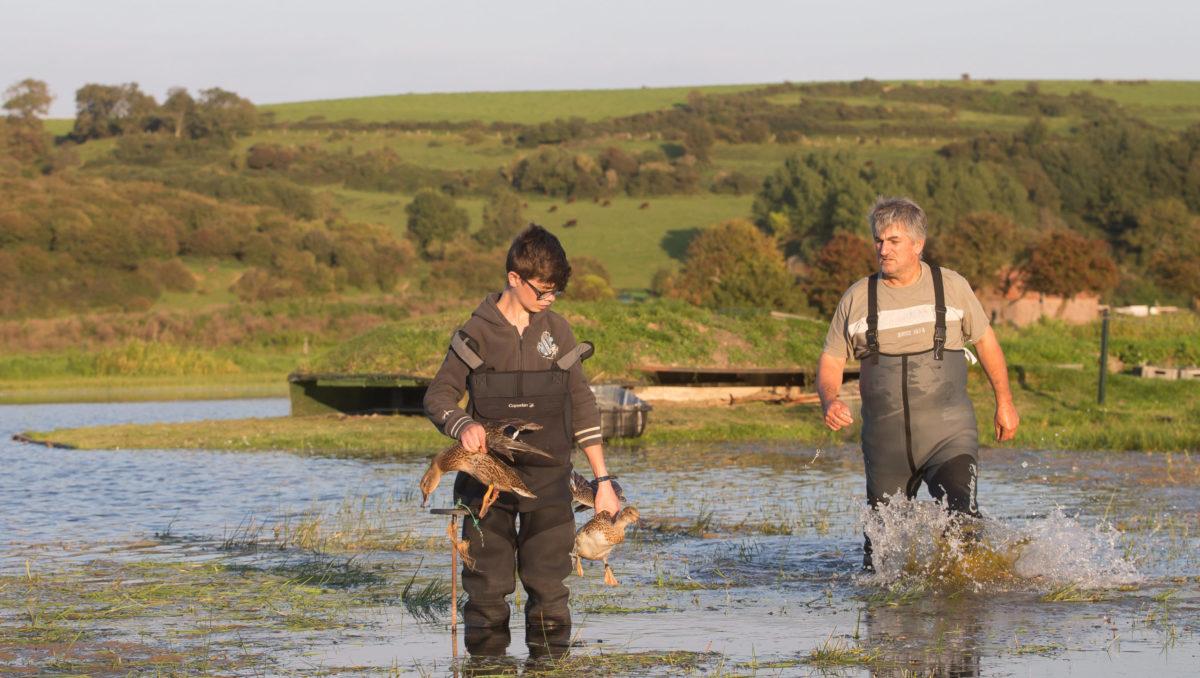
[564,219,578,228]
[639,202,650,210]
[548,205,558,213]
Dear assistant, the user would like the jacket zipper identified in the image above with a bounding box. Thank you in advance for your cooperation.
[515,326,524,397]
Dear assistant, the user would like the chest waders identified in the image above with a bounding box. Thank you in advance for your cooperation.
[859,267,981,568]
[448,331,591,632]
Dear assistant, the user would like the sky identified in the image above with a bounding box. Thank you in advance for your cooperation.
[3,0,1198,118]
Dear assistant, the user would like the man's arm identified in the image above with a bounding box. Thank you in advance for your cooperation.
[973,326,1018,442]
[818,352,854,431]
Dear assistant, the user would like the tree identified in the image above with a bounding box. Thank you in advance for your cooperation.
[161,87,195,139]
[1021,230,1118,301]
[667,218,801,310]
[805,233,876,315]
[3,79,52,120]
[406,189,469,257]
[474,191,526,248]
[677,116,714,162]
[190,88,257,141]
[71,83,157,140]
[1127,199,1200,302]
[752,153,874,258]
[925,211,1023,290]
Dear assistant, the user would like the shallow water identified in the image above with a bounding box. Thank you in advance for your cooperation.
[2,400,1198,676]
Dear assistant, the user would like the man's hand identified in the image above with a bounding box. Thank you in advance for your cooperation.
[994,400,1019,442]
[823,399,854,431]
[593,481,621,517]
[459,422,487,453]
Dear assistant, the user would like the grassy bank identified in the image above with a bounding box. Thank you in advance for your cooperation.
[22,365,1200,453]
[0,374,285,404]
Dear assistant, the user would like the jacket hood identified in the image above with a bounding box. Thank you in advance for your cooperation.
[470,292,550,331]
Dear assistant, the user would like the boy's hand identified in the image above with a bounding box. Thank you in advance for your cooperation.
[459,423,487,453]
[594,481,620,517]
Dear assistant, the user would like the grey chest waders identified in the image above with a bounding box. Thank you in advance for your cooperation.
[449,331,593,512]
[859,266,979,509]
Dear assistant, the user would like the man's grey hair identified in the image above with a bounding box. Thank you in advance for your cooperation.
[868,196,927,242]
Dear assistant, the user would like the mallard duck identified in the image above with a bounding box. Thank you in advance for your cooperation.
[418,420,552,518]
[572,506,641,586]
[483,420,547,462]
[569,471,627,512]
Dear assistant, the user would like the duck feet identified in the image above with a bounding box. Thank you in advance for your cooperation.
[572,553,583,577]
[445,521,476,570]
[478,484,498,518]
[603,563,619,587]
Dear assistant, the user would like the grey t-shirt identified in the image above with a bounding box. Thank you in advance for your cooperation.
[823,262,990,361]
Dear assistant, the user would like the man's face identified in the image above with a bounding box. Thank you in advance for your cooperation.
[874,222,924,279]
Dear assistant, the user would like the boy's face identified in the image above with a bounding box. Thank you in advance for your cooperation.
[507,271,560,313]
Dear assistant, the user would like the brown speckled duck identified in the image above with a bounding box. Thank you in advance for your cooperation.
[418,420,552,517]
[572,506,641,586]
[569,471,627,512]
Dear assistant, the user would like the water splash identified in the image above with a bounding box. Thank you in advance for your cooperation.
[860,498,1140,592]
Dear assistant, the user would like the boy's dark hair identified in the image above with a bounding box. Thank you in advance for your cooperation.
[506,224,571,290]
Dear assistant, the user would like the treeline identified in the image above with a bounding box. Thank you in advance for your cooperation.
[748,114,1200,306]
[0,173,415,315]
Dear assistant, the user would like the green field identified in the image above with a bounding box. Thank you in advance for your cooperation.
[259,84,762,124]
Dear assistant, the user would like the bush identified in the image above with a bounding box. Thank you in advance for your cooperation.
[666,219,802,311]
[1021,230,1119,300]
[474,190,526,248]
[424,244,502,298]
[925,211,1024,290]
[570,274,616,301]
[406,189,469,257]
[805,233,876,315]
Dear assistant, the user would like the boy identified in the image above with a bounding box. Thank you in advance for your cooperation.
[423,225,620,653]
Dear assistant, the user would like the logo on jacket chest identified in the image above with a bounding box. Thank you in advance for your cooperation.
[536,330,559,360]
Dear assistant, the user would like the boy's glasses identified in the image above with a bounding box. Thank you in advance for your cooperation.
[521,277,562,301]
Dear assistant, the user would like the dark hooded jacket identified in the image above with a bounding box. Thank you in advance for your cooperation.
[423,293,603,452]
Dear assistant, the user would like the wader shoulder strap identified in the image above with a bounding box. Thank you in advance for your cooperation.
[865,274,880,364]
[931,265,946,361]
[555,341,594,371]
[450,330,484,370]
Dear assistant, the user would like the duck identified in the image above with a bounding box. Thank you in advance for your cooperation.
[572,506,641,586]
[569,471,627,512]
[483,420,548,462]
[418,420,552,518]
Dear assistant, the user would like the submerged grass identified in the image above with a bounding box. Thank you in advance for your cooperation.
[0,558,353,673]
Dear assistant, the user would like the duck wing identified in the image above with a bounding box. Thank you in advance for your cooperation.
[570,473,627,511]
[466,454,537,499]
[484,425,555,463]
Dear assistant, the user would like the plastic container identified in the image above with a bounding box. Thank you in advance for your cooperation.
[589,384,652,439]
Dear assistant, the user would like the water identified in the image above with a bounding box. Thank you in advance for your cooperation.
[2,401,1197,675]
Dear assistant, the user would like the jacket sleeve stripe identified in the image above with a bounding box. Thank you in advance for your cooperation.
[574,426,601,437]
[447,414,473,439]
[576,433,603,445]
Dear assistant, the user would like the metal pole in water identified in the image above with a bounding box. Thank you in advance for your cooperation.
[1098,307,1110,405]
[450,514,459,660]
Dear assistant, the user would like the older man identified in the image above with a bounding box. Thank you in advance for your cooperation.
[817,197,1019,570]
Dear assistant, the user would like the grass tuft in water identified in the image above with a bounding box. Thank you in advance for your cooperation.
[804,633,882,666]
[400,563,453,622]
